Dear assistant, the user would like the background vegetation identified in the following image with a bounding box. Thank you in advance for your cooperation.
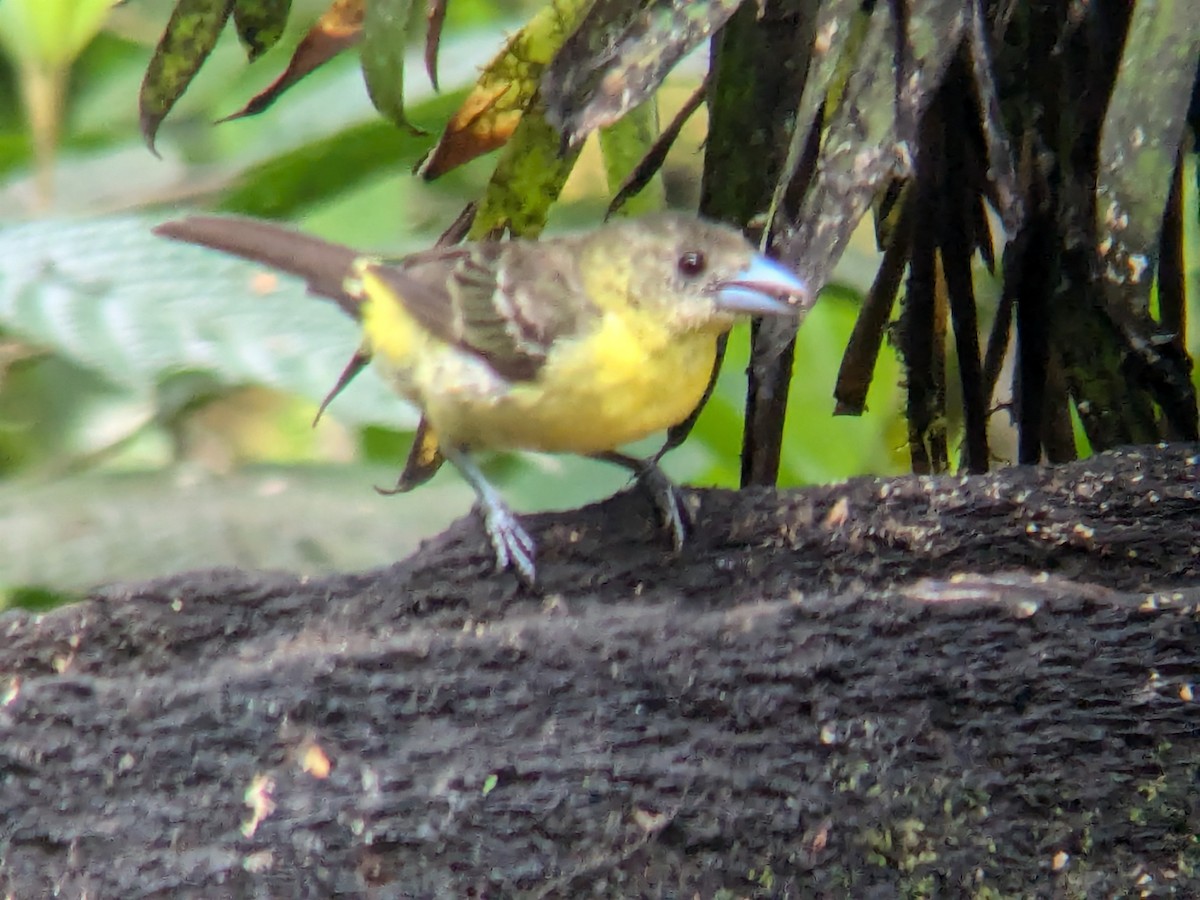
[0,0,1194,603]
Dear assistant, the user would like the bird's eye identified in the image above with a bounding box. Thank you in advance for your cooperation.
[677,250,707,278]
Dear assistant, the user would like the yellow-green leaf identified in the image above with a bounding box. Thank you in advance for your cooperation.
[361,0,417,130]
[606,80,704,219]
[233,0,292,61]
[139,0,236,153]
[420,0,594,179]
[598,99,665,218]
[467,95,581,240]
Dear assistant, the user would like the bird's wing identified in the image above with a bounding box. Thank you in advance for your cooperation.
[156,216,598,383]
[364,241,597,382]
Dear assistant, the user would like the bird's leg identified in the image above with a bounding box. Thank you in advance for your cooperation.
[592,451,691,551]
[442,445,537,586]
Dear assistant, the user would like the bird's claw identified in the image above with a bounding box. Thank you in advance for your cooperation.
[638,465,691,551]
[592,451,692,551]
[478,501,538,587]
[444,445,538,588]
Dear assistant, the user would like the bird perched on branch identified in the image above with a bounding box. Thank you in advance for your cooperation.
[154,213,807,586]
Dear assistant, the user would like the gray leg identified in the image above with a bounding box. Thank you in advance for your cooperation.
[593,451,690,551]
[442,445,537,586]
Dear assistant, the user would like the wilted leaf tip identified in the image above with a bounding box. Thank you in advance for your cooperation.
[424,0,449,90]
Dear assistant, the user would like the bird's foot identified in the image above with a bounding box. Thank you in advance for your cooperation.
[594,451,692,551]
[634,461,691,551]
[476,500,538,588]
[444,444,538,587]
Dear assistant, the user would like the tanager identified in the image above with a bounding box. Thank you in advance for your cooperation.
[154,213,807,585]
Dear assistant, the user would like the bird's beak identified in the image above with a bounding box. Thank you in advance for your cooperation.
[715,255,808,316]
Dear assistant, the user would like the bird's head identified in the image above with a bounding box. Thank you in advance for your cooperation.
[582,213,808,333]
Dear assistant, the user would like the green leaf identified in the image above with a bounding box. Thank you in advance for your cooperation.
[139,0,237,153]
[218,88,465,217]
[233,0,293,61]
[0,585,82,613]
[467,96,581,239]
[598,99,665,217]
[361,0,417,130]
[0,216,416,429]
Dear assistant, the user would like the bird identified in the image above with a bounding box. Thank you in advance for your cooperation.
[154,212,808,586]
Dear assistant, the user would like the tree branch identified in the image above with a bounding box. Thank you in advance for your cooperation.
[2,445,1199,897]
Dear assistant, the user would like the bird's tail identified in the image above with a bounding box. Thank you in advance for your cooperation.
[154,216,364,319]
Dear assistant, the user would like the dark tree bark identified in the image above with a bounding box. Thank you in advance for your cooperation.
[2,445,1199,898]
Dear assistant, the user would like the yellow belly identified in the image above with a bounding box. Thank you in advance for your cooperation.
[439,321,718,453]
[365,297,720,454]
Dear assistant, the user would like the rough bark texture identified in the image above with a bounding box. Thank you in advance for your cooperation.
[2,444,1199,898]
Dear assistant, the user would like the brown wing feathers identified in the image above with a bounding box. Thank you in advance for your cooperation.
[369,243,555,382]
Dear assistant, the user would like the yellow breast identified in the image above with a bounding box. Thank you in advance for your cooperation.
[478,311,719,453]
[422,309,718,453]
[359,271,721,454]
